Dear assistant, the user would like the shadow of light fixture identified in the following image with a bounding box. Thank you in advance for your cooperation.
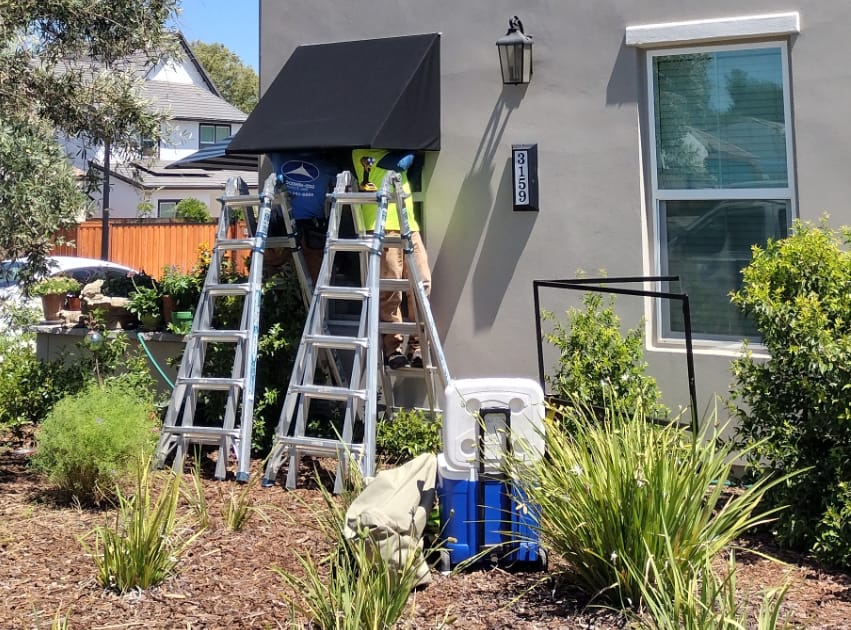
[496,16,533,85]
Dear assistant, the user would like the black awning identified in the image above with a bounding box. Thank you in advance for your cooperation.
[165,137,258,171]
[228,33,440,154]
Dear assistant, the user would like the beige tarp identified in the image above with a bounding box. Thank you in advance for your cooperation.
[343,453,437,587]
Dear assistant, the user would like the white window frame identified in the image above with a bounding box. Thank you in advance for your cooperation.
[199,123,231,147]
[645,40,797,349]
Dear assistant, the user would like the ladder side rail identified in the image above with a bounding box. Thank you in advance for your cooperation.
[360,176,393,479]
[233,178,275,482]
[390,173,451,389]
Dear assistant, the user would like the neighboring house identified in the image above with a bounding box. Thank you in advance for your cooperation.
[63,32,256,219]
[239,2,841,414]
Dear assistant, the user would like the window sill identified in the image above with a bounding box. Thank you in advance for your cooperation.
[649,338,769,360]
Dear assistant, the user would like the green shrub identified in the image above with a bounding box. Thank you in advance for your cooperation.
[86,460,200,592]
[175,197,211,222]
[506,400,791,607]
[377,408,442,463]
[543,291,667,420]
[730,218,851,566]
[32,382,158,504]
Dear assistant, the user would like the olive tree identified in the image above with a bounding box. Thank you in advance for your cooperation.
[0,0,179,275]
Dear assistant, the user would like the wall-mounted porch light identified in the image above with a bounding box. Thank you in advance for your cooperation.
[496,16,533,85]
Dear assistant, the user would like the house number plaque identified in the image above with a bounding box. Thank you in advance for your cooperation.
[511,143,539,212]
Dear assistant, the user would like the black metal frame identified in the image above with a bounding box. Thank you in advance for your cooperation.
[533,276,698,433]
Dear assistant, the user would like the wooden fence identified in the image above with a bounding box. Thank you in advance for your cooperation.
[52,220,249,278]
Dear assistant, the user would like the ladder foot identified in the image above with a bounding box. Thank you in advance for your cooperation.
[261,476,276,488]
[235,471,250,483]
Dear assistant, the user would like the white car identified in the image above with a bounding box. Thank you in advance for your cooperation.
[0,255,138,309]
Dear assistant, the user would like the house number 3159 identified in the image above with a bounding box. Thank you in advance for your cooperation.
[511,143,539,212]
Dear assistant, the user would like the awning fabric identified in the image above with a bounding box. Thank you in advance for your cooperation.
[228,33,440,154]
[165,137,258,171]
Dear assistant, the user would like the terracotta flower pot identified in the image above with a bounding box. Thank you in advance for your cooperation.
[40,294,65,322]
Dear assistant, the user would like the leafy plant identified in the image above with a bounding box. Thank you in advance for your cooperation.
[273,473,424,629]
[627,549,790,630]
[32,382,158,505]
[160,265,200,311]
[543,291,667,420]
[221,475,268,531]
[175,197,211,222]
[377,408,442,464]
[85,459,200,593]
[30,276,80,297]
[730,218,851,566]
[181,454,211,530]
[505,399,793,607]
[127,282,161,318]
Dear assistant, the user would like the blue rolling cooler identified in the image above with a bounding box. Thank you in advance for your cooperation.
[437,378,546,570]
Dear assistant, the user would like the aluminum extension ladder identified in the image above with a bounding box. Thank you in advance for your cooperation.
[155,174,293,481]
[262,170,450,492]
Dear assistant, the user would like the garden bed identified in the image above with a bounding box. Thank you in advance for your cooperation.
[1,442,850,628]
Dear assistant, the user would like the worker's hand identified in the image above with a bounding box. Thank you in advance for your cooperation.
[396,154,414,171]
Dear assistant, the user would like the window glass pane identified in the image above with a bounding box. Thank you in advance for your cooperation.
[215,125,231,142]
[159,201,177,218]
[199,125,215,145]
[654,47,787,190]
[663,199,790,338]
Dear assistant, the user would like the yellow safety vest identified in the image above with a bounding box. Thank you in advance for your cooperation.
[352,149,419,232]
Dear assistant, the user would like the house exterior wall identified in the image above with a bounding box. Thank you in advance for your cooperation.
[259,1,851,413]
[90,181,227,219]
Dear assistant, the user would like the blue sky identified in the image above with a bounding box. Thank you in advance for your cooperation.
[171,0,259,70]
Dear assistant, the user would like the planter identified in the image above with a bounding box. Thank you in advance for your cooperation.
[161,294,175,324]
[170,310,194,334]
[65,295,82,311]
[40,293,65,322]
[139,313,162,331]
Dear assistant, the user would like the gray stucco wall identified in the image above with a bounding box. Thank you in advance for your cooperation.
[258,1,851,416]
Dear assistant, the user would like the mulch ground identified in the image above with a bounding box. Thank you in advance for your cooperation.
[2,439,851,629]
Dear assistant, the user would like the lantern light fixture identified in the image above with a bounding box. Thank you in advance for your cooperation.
[496,16,533,85]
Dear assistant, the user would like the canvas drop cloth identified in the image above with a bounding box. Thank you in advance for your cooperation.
[343,453,437,587]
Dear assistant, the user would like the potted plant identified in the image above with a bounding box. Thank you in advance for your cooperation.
[30,276,81,322]
[127,281,161,331]
[160,266,200,333]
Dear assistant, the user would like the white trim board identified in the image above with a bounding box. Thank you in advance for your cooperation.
[625,12,800,48]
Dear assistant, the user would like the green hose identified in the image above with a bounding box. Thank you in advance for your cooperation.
[136,333,175,390]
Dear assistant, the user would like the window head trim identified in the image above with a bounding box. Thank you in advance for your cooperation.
[626,12,799,48]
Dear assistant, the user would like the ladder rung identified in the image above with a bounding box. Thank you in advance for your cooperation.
[378,321,420,335]
[162,425,240,438]
[181,377,244,390]
[280,436,364,458]
[379,279,410,292]
[303,333,368,350]
[215,238,258,250]
[291,383,367,401]
[192,329,248,343]
[330,192,383,204]
[220,195,266,207]
[206,283,251,296]
[267,236,297,249]
[328,238,373,252]
[316,285,370,300]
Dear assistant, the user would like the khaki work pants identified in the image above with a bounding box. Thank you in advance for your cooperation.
[379,230,431,357]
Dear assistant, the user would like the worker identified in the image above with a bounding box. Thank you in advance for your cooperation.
[267,151,342,283]
[352,149,431,369]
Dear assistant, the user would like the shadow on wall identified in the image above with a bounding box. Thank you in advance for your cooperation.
[605,38,640,107]
[431,86,535,337]
[471,154,534,332]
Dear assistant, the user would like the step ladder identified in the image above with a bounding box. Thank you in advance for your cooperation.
[154,174,292,481]
[262,170,450,492]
